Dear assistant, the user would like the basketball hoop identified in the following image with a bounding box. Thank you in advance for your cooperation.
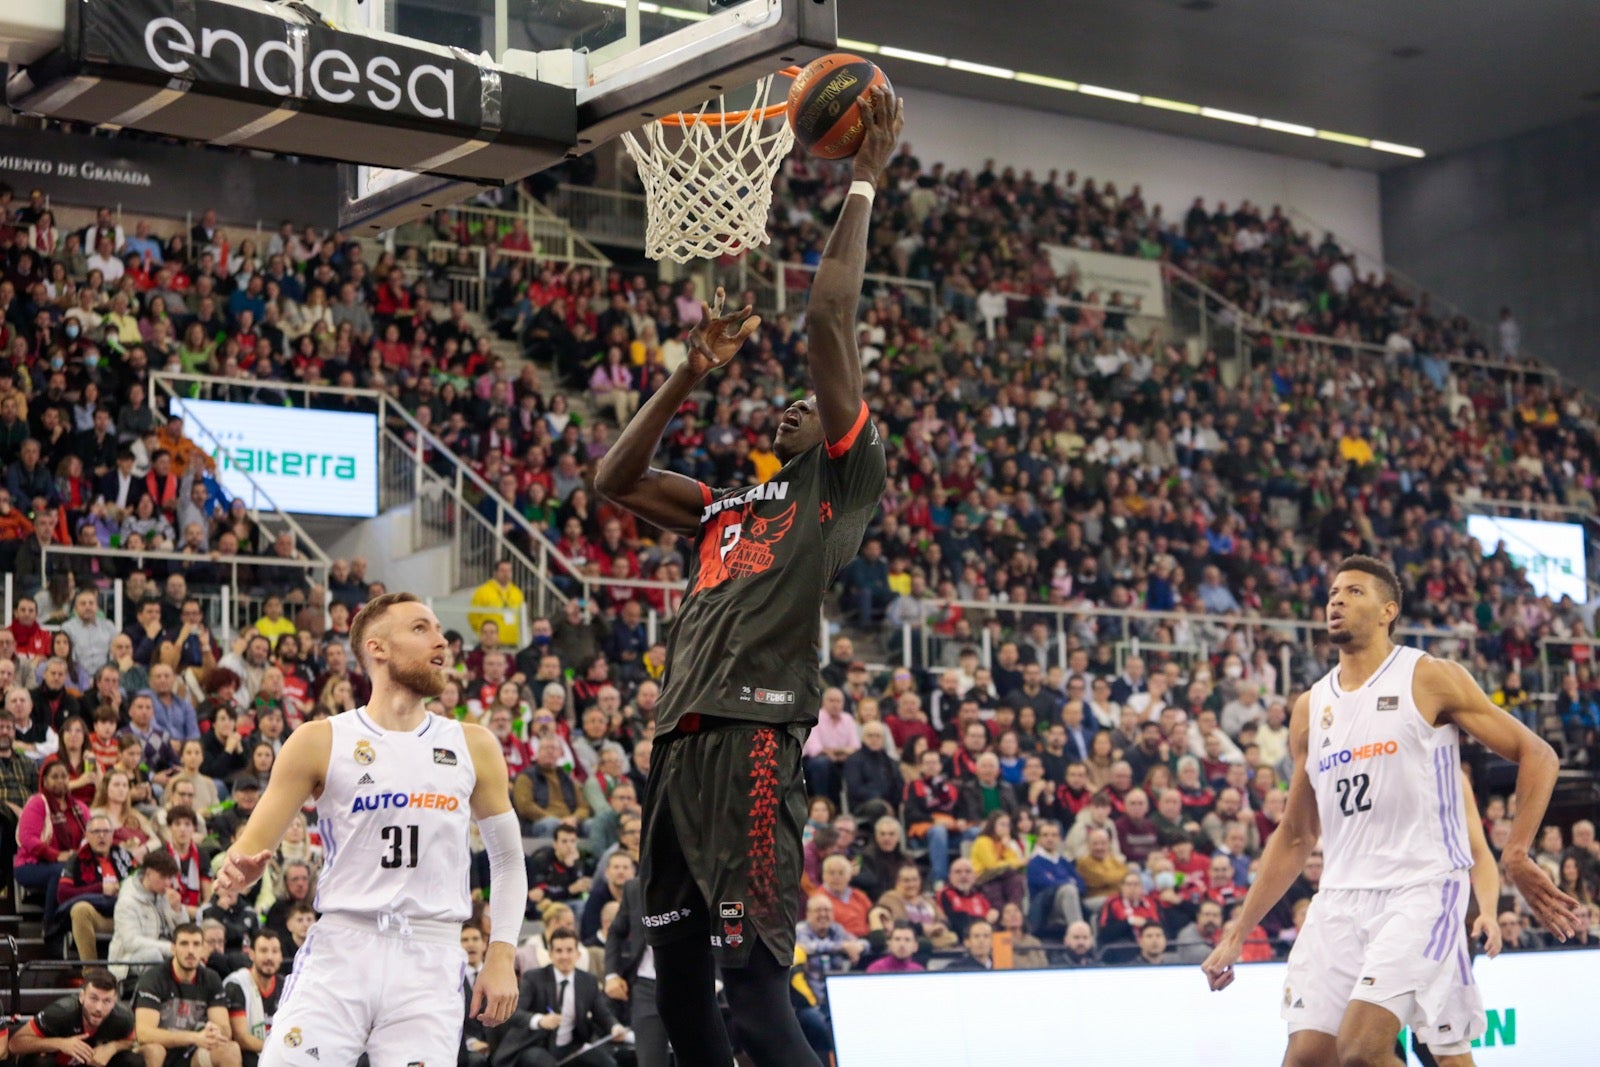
[621,69,798,264]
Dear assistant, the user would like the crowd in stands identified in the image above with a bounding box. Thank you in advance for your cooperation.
[5,129,1600,1058]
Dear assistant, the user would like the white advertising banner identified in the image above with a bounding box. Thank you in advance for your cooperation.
[176,398,379,518]
[1041,245,1167,317]
[1466,515,1588,603]
[829,950,1592,1065]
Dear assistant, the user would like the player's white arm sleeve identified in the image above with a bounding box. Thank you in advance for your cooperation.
[479,810,528,948]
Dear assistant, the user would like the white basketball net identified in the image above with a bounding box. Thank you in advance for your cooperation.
[621,74,795,264]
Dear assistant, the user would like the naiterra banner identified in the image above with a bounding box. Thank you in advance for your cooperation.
[1041,245,1167,317]
[175,399,378,518]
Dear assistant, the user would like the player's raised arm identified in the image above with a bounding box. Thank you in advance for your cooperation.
[594,293,760,536]
[1202,692,1321,990]
[804,86,903,445]
[1420,657,1579,940]
[215,719,331,892]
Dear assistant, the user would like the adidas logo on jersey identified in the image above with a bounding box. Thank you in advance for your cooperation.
[357,773,375,786]
[1292,998,1304,1009]
[306,1050,319,1061]
[1321,737,1331,748]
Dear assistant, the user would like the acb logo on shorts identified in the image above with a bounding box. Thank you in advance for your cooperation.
[283,1029,303,1049]
[354,740,376,766]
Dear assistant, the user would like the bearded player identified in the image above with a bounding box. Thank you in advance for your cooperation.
[594,86,900,1067]
[215,594,527,1067]
[1202,557,1579,1066]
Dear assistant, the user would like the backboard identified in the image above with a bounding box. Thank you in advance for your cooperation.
[2,0,836,233]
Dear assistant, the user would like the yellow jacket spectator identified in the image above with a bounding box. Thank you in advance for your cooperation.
[468,560,525,646]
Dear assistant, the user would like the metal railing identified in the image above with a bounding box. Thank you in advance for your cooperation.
[881,595,1459,694]
[35,544,328,643]
[716,244,941,323]
[553,183,649,249]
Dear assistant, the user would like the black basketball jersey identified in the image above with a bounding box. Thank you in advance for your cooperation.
[656,402,885,736]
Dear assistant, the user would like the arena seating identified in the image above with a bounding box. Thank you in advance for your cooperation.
[3,126,1599,1063]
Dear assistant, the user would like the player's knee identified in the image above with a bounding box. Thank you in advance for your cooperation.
[1335,1041,1389,1067]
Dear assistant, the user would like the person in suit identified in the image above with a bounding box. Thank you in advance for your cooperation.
[602,879,668,1067]
[461,925,492,1067]
[493,930,626,1067]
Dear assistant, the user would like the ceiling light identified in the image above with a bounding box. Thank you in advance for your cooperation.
[878,46,949,67]
[837,38,880,54]
[949,59,1016,79]
[1369,140,1425,158]
[654,5,708,19]
[1199,106,1258,126]
[1260,118,1315,136]
[1317,130,1371,147]
[1015,72,1080,91]
[1079,84,1141,104]
[1141,96,1201,114]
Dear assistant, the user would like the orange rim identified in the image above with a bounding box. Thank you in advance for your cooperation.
[658,66,801,126]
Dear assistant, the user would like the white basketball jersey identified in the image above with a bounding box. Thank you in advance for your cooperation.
[314,709,476,922]
[1307,646,1472,891]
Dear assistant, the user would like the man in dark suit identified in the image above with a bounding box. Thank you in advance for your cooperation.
[602,880,668,1067]
[941,920,996,971]
[460,925,491,1067]
[492,930,626,1067]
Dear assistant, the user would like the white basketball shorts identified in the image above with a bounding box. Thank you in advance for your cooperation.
[1282,871,1485,1053]
[260,912,468,1067]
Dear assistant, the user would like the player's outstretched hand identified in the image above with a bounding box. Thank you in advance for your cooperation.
[1200,932,1242,991]
[214,848,273,893]
[472,955,519,1028]
[1471,912,1502,958]
[1505,852,1580,941]
[852,85,905,183]
[685,287,760,378]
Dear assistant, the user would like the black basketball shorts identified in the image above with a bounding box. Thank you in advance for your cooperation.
[639,717,807,969]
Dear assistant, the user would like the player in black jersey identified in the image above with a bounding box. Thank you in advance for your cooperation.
[594,85,901,1067]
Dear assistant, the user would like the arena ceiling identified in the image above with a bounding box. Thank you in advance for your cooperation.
[842,0,1600,169]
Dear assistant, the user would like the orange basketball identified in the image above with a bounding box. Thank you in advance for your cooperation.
[786,53,892,160]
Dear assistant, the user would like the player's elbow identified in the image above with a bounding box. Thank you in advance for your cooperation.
[1520,734,1559,773]
[592,459,631,502]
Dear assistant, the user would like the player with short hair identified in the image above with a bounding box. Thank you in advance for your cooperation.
[593,87,901,1066]
[1203,556,1579,1067]
[215,593,527,1067]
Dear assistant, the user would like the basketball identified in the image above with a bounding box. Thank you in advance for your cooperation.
[786,53,893,159]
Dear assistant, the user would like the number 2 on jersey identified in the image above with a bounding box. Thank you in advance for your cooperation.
[381,824,419,868]
[1335,773,1373,817]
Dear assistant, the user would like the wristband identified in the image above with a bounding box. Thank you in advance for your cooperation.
[848,180,877,207]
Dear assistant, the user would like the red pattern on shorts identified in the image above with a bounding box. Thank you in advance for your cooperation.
[746,728,781,919]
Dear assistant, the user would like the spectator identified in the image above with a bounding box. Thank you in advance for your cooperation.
[513,738,592,837]
[1076,827,1129,914]
[1026,819,1086,936]
[10,684,60,761]
[842,722,901,818]
[468,560,525,647]
[143,664,200,745]
[958,753,1019,825]
[0,709,35,874]
[872,863,957,952]
[459,924,492,1067]
[1135,924,1171,966]
[199,883,262,956]
[1172,898,1227,965]
[942,919,995,971]
[577,851,635,947]
[936,859,995,940]
[1060,920,1100,967]
[8,968,140,1067]
[222,929,285,1067]
[1098,872,1164,964]
[969,811,1028,913]
[526,824,595,920]
[131,922,241,1067]
[1497,910,1538,952]
[816,854,871,939]
[261,861,317,934]
[800,687,859,805]
[496,928,626,1067]
[108,850,187,978]
[865,921,924,974]
[16,756,91,922]
[278,903,317,969]
[62,588,118,678]
[794,894,864,970]
[57,813,136,961]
